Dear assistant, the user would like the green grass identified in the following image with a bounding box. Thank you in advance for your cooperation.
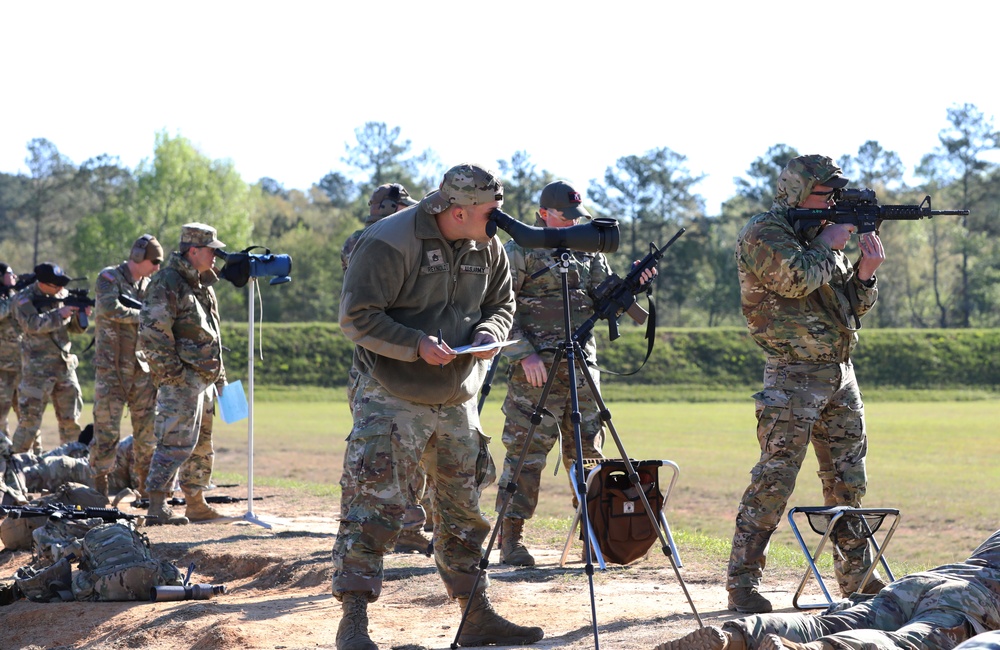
[173,394,1000,573]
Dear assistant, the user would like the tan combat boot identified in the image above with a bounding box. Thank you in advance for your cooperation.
[393,529,432,555]
[184,490,224,522]
[336,592,378,650]
[146,491,189,526]
[654,625,746,650]
[456,590,544,646]
[499,518,535,567]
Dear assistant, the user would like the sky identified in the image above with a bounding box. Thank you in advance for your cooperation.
[2,1,998,215]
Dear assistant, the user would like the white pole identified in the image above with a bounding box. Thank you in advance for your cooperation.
[242,277,271,529]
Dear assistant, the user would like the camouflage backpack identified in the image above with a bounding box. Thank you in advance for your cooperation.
[71,521,183,601]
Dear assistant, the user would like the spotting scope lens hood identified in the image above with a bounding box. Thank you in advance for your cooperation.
[486,209,619,253]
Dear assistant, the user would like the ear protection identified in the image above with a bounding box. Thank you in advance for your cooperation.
[130,234,155,263]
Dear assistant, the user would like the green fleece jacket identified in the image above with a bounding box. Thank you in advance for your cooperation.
[339,205,514,406]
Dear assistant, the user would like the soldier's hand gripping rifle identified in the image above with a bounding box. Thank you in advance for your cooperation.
[32,288,97,329]
[0,502,153,523]
[787,188,970,237]
[573,228,685,344]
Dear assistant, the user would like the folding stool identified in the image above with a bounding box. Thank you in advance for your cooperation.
[787,505,900,609]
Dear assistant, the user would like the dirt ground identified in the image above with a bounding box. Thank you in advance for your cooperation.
[0,485,812,650]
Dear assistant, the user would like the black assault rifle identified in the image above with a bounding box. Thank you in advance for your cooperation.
[787,189,970,236]
[573,228,685,343]
[32,288,97,328]
[129,495,265,509]
[0,502,152,522]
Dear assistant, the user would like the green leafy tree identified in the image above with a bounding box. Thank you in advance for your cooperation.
[496,151,555,223]
[837,140,905,192]
[728,144,799,217]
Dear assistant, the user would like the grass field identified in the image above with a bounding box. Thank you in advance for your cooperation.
[184,387,1000,576]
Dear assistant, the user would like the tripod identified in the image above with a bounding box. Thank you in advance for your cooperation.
[453,249,702,649]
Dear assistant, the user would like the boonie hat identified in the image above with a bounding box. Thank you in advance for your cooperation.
[180,223,226,249]
[33,262,72,287]
[420,164,503,215]
[785,155,849,189]
[368,183,418,222]
[540,181,591,219]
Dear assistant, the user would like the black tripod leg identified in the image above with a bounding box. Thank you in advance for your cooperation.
[451,346,566,649]
[574,344,704,628]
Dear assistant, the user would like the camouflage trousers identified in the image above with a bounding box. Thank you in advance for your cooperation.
[496,354,604,519]
[145,381,216,494]
[332,374,496,601]
[0,367,19,436]
[11,362,83,454]
[89,366,156,478]
[107,436,140,495]
[729,360,871,596]
[348,365,430,533]
[725,572,989,649]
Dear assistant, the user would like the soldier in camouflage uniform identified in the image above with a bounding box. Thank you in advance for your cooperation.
[10,263,91,455]
[335,164,543,649]
[89,235,164,497]
[494,180,618,567]
[657,528,1000,650]
[727,155,887,615]
[107,435,140,495]
[139,223,227,526]
[0,263,22,438]
[340,183,431,555]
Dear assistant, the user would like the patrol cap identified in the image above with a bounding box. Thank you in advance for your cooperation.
[420,163,504,215]
[33,262,72,287]
[540,181,591,219]
[784,155,849,188]
[367,183,418,223]
[179,222,226,249]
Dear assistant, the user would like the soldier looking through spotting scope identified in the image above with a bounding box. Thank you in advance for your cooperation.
[494,180,656,568]
[726,154,887,615]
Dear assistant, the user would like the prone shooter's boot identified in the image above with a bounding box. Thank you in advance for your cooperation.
[336,591,378,650]
[183,490,224,522]
[499,517,535,567]
[146,491,189,526]
[456,590,544,646]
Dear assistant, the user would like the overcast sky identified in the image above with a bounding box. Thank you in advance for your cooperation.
[2,1,997,213]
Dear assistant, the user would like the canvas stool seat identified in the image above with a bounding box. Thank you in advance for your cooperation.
[788,505,900,609]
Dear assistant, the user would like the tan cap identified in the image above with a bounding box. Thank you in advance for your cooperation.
[419,164,503,215]
[180,222,226,248]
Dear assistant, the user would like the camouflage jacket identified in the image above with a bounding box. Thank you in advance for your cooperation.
[93,263,149,372]
[0,290,21,372]
[735,208,877,363]
[340,204,514,406]
[13,284,88,368]
[501,229,612,364]
[138,252,224,388]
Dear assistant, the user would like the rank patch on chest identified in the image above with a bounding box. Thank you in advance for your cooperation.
[426,249,444,265]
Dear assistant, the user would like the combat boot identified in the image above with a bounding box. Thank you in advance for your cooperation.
[654,625,746,650]
[727,586,772,614]
[393,529,432,555]
[336,592,378,650]
[146,491,189,526]
[93,474,108,497]
[456,590,544,646]
[184,490,224,522]
[499,518,535,567]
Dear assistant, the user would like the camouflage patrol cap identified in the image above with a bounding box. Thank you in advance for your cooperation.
[540,181,591,219]
[367,183,418,224]
[776,155,849,208]
[420,163,504,215]
[179,222,226,249]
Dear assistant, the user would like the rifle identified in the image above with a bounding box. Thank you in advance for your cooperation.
[0,502,152,522]
[32,288,97,328]
[787,189,970,236]
[573,228,685,343]
[130,495,264,509]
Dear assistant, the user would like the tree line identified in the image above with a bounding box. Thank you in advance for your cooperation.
[1,105,998,328]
